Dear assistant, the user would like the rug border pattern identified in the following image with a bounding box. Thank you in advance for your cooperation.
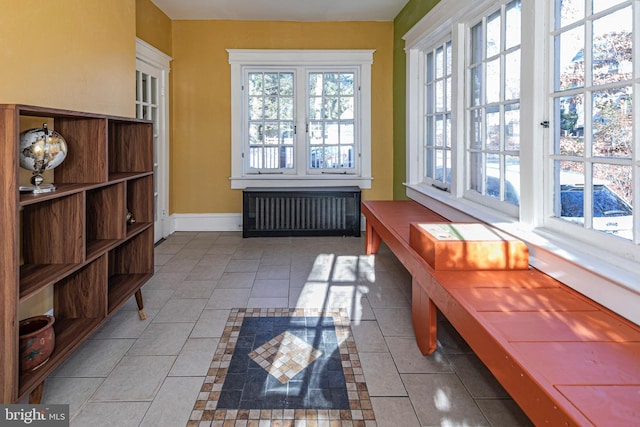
[187,308,377,427]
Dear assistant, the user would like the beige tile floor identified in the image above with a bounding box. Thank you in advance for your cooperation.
[40,232,534,427]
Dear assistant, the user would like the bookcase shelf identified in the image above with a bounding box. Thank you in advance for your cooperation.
[0,104,154,404]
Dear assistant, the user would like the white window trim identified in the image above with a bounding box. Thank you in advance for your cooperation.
[228,49,374,189]
[404,0,640,325]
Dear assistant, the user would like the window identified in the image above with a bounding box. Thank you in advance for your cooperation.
[228,50,373,189]
[549,0,635,241]
[466,1,521,214]
[424,41,453,190]
[404,0,639,324]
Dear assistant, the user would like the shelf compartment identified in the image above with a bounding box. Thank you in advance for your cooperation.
[50,117,108,184]
[86,183,126,259]
[18,256,107,400]
[108,120,153,177]
[126,175,154,236]
[55,255,108,319]
[108,228,153,314]
[18,316,103,401]
[20,263,81,301]
[21,193,85,265]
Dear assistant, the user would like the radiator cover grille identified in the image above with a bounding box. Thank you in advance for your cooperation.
[242,187,361,237]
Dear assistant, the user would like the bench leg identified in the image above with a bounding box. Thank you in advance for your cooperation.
[412,277,437,355]
[365,222,382,255]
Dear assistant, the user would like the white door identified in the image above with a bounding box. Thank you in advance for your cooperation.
[136,39,171,243]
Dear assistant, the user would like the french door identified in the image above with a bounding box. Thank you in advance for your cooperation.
[136,39,171,243]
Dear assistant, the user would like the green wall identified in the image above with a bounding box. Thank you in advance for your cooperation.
[393,0,440,199]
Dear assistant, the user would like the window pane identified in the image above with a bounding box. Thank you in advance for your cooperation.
[309,98,323,120]
[592,163,632,239]
[426,116,434,147]
[249,123,262,145]
[281,97,293,120]
[340,146,354,168]
[281,123,294,145]
[264,123,279,144]
[486,59,500,104]
[470,151,483,193]
[555,94,585,156]
[471,66,482,106]
[324,97,339,119]
[249,73,263,95]
[470,109,483,149]
[324,73,339,96]
[471,23,483,64]
[324,122,339,145]
[249,97,264,120]
[325,146,339,168]
[505,155,520,205]
[557,0,584,28]
[435,80,444,112]
[555,159,585,221]
[592,7,632,86]
[340,73,355,95]
[505,50,520,100]
[592,88,632,158]
[505,103,520,151]
[436,46,444,78]
[487,11,502,57]
[485,153,501,201]
[426,52,434,81]
[445,113,452,148]
[340,123,354,145]
[309,73,322,95]
[280,73,294,96]
[340,97,354,120]
[593,0,626,14]
[486,106,500,151]
[556,26,585,91]
[264,73,279,95]
[309,122,323,144]
[505,0,521,50]
[426,83,434,114]
[264,96,279,120]
[435,115,444,147]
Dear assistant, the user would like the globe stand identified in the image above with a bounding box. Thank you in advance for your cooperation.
[23,173,56,194]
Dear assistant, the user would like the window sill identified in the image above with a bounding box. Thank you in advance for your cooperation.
[405,183,640,326]
[230,175,372,189]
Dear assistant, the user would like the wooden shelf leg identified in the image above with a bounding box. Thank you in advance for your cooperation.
[412,277,437,355]
[28,382,44,404]
[135,290,147,320]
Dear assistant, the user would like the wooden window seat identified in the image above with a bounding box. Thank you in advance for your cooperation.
[362,200,640,427]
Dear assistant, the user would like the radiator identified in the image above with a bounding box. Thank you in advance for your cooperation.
[242,187,361,237]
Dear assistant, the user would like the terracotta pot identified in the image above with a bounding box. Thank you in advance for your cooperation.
[19,315,55,372]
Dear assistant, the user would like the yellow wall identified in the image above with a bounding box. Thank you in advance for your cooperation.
[0,0,136,117]
[136,0,172,56]
[171,21,394,214]
[0,0,136,318]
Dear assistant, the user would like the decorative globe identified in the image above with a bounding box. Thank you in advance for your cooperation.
[19,123,68,193]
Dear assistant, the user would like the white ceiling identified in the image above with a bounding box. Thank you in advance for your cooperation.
[150,0,409,21]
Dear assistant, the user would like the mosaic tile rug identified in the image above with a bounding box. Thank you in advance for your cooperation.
[187,308,377,426]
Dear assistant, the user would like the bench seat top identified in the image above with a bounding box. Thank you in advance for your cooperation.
[362,199,640,427]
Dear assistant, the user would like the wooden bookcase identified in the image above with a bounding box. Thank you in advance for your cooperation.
[0,104,154,403]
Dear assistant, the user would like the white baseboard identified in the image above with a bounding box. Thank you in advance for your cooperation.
[170,213,243,232]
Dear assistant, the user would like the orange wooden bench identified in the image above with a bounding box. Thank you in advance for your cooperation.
[362,200,640,427]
